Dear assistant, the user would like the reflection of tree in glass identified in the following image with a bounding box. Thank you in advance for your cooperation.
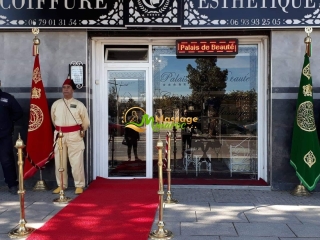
[108,80,132,124]
[121,98,137,110]
[118,95,138,123]
[186,57,228,116]
[223,90,257,123]
[108,85,117,119]
[155,93,190,117]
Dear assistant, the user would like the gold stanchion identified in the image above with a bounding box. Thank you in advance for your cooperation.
[33,169,49,191]
[53,130,72,204]
[164,132,178,204]
[149,137,173,240]
[8,134,35,238]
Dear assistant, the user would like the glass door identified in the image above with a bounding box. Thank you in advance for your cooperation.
[107,69,147,177]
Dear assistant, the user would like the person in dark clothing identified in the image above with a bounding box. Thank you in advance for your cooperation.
[208,117,219,138]
[124,116,141,161]
[0,84,23,195]
[181,109,194,156]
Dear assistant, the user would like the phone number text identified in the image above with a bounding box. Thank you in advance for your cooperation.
[229,18,282,26]
[24,19,78,26]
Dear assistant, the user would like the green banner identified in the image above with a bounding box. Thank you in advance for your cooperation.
[290,54,320,191]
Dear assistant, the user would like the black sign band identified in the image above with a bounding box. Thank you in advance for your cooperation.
[183,0,320,28]
[0,0,320,28]
[0,0,124,28]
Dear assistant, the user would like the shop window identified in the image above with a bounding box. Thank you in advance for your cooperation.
[152,45,258,180]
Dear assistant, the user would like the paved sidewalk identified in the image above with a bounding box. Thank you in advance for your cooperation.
[1,185,320,240]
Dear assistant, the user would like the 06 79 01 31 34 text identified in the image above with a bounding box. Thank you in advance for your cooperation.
[35,18,78,26]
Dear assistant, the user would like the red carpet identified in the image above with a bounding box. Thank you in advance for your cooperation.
[27,177,159,240]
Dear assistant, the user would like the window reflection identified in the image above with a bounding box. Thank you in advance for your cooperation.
[107,70,146,177]
[152,45,258,179]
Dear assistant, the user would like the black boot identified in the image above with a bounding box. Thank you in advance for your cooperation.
[134,154,141,161]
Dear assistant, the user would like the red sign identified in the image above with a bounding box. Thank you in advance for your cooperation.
[176,39,238,56]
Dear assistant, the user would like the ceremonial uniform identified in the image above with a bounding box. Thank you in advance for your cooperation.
[0,88,23,194]
[51,79,90,194]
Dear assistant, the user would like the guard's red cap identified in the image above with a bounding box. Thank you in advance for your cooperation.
[62,78,76,90]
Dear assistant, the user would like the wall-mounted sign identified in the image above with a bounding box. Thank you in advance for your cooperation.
[125,0,181,26]
[183,0,320,28]
[0,0,124,28]
[0,0,320,29]
[176,39,238,56]
[69,62,85,89]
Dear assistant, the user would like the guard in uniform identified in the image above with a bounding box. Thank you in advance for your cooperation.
[0,81,23,195]
[51,78,90,195]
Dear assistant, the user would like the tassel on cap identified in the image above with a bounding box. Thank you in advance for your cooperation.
[63,76,77,90]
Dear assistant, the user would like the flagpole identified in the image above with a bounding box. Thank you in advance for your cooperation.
[291,182,310,196]
[33,169,49,191]
[290,27,313,197]
[30,28,50,191]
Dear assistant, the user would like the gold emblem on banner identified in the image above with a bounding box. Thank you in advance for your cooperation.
[303,84,312,97]
[297,101,316,132]
[33,67,42,84]
[28,104,44,131]
[304,150,316,168]
[303,63,311,80]
[31,87,41,99]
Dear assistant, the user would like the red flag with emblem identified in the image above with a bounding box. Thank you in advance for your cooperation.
[23,54,54,179]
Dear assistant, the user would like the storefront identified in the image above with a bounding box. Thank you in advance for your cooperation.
[0,0,319,190]
[92,36,268,183]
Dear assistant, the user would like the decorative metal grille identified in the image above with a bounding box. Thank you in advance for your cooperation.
[127,0,179,25]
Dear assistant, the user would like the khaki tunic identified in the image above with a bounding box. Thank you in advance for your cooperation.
[51,98,90,188]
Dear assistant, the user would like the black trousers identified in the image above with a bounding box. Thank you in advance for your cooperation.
[0,135,18,188]
[181,134,192,157]
[126,137,138,159]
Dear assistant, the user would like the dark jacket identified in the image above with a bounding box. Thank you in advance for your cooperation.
[0,89,23,138]
[124,126,140,141]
